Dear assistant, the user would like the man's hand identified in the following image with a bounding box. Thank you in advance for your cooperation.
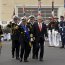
[14,26,19,29]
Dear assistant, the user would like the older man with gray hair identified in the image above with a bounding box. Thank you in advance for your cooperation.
[33,16,48,61]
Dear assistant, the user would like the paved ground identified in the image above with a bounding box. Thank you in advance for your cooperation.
[0,41,65,65]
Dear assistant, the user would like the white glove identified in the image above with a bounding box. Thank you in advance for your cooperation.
[30,38,34,42]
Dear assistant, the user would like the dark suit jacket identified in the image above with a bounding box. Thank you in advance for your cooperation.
[59,21,65,36]
[33,22,47,42]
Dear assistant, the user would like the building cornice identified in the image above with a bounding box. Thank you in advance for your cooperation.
[15,4,64,8]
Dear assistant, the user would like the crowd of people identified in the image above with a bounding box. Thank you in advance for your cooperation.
[0,15,65,62]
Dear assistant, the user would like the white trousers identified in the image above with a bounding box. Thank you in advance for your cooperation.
[54,31,60,47]
[3,33,11,41]
[7,33,11,40]
[3,33,7,40]
[48,29,60,47]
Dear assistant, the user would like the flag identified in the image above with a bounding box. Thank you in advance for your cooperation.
[11,9,15,19]
[13,9,15,16]
[23,5,26,16]
[51,1,54,17]
[38,0,41,16]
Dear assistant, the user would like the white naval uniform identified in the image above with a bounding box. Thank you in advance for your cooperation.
[48,29,55,46]
[54,30,60,47]
[48,29,60,47]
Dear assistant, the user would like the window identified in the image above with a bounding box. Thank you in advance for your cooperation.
[18,7,58,20]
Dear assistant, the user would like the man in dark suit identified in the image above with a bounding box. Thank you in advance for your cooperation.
[59,16,65,48]
[33,16,48,61]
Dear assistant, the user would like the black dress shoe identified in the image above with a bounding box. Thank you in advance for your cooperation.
[60,46,64,49]
[20,59,22,62]
[16,57,20,60]
[12,55,14,58]
[36,56,38,59]
[32,56,36,59]
[48,46,55,47]
[24,60,29,62]
[39,58,43,61]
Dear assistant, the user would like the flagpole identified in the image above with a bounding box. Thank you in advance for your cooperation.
[23,5,26,16]
[38,0,42,16]
[10,0,15,21]
[52,0,54,18]
[12,0,16,16]
[30,10,33,15]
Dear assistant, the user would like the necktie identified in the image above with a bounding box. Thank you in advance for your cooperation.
[39,23,42,31]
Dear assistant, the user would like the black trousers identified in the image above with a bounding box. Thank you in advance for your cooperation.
[61,35,65,47]
[32,41,37,57]
[12,40,20,58]
[20,40,31,60]
[0,37,1,42]
[35,37,44,59]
